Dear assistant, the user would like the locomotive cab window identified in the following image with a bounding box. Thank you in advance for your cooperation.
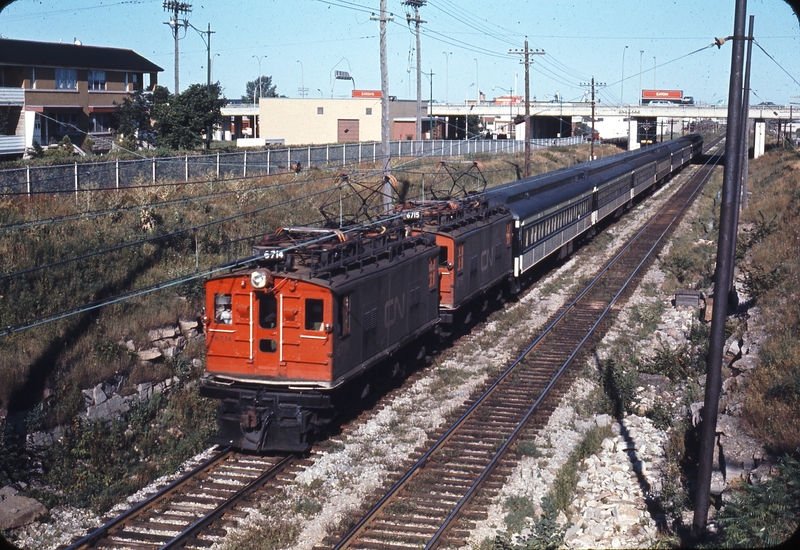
[305,298,324,331]
[214,294,232,324]
[439,245,450,266]
[258,293,277,329]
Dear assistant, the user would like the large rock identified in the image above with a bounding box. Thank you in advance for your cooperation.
[137,347,163,362]
[148,326,178,342]
[0,486,47,530]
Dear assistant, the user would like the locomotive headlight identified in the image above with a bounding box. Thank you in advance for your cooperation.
[250,270,270,289]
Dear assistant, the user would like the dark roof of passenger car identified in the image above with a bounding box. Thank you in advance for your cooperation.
[0,38,163,73]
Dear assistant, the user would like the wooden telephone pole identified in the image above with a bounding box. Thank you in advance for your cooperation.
[372,1,394,211]
[404,1,427,142]
[580,77,605,160]
[509,39,544,177]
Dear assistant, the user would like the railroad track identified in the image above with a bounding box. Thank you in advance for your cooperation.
[323,143,722,549]
[60,449,296,549]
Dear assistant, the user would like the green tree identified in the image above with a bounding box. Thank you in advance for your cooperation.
[114,89,155,147]
[154,83,224,150]
[241,75,278,103]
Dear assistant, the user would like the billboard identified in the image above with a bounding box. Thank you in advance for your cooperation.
[642,89,683,100]
[352,90,382,98]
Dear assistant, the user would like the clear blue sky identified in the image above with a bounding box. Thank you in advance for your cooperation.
[1,0,798,106]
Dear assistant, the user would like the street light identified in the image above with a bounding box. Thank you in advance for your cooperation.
[330,57,352,97]
[252,54,265,103]
[621,45,628,105]
[297,60,305,98]
[443,51,451,104]
[212,53,220,82]
[639,50,644,105]
[474,58,479,103]
[492,85,514,139]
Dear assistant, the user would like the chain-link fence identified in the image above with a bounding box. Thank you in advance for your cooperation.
[0,136,583,195]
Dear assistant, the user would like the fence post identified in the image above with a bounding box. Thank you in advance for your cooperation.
[74,162,78,203]
[26,165,30,199]
[152,158,156,184]
[307,146,311,169]
[326,144,329,164]
[342,143,346,167]
[115,158,120,189]
[216,152,220,179]
[244,151,247,178]
[358,142,362,164]
[267,149,271,175]
[185,155,189,182]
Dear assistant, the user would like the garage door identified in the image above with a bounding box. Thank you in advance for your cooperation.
[337,119,359,142]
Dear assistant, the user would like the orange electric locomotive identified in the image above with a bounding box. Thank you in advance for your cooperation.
[200,220,442,451]
[200,197,513,452]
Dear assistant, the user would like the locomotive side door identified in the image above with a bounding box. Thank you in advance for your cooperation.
[254,291,280,376]
[276,283,333,381]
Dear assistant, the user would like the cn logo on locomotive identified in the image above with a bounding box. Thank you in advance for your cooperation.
[384,293,406,328]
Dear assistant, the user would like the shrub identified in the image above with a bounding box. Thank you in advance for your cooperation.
[504,495,536,533]
[715,452,800,547]
[602,357,638,418]
[640,341,698,381]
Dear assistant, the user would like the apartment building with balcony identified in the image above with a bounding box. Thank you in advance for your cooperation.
[0,38,162,158]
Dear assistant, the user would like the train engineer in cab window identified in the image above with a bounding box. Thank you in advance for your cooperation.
[215,294,232,324]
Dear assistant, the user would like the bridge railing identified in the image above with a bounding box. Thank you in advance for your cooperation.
[0,136,583,196]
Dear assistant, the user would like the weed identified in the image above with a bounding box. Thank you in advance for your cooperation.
[646,400,673,430]
[715,452,800,547]
[601,357,638,418]
[515,439,542,458]
[504,494,536,533]
[292,496,322,517]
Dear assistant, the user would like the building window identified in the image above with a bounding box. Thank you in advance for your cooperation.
[55,68,77,90]
[88,70,106,90]
[366,108,372,115]
[317,107,324,115]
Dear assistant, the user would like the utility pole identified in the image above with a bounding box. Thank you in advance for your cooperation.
[692,0,747,540]
[422,69,435,137]
[580,77,605,160]
[372,1,393,212]
[404,1,426,142]
[187,21,215,148]
[509,39,544,177]
[163,1,192,94]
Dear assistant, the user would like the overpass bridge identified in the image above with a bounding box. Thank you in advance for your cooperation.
[429,100,795,154]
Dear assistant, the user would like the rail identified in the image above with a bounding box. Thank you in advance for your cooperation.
[332,139,722,549]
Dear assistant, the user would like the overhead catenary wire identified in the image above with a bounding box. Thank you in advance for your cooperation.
[0,211,411,337]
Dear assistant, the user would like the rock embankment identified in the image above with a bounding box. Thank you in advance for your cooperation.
[2,316,204,544]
